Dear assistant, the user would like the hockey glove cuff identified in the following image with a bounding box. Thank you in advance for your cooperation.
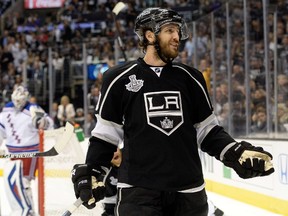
[105,166,118,198]
[71,164,110,209]
[222,141,274,179]
[32,115,49,129]
[37,117,49,129]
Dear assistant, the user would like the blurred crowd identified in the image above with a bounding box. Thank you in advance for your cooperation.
[1,0,288,137]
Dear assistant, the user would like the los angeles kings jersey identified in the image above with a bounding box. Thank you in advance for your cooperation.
[88,58,235,191]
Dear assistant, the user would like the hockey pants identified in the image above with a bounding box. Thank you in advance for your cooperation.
[115,187,208,216]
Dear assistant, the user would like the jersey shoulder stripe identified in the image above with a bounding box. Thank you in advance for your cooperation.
[97,61,138,116]
[172,63,212,110]
[102,60,138,81]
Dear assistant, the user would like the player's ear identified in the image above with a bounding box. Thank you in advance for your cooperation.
[145,30,156,43]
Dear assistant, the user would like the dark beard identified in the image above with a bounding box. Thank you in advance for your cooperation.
[158,37,179,60]
[161,45,179,59]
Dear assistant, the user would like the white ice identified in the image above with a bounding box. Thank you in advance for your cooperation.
[0,178,282,216]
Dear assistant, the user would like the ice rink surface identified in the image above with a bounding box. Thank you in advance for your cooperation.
[206,191,283,216]
[0,178,283,216]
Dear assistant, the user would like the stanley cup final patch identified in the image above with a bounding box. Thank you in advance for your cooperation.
[125,75,144,92]
[144,91,183,136]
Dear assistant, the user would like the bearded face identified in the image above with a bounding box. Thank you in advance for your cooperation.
[157,37,179,59]
[156,24,180,60]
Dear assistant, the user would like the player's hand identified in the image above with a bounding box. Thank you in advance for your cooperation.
[37,117,49,129]
[32,116,49,129]
[222,141,274,179]
[71,164,110,209]
[111,148,122,167]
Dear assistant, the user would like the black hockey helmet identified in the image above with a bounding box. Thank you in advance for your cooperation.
[134,8,189,42]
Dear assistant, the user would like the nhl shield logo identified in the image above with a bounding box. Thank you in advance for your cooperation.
[144,91,183,136]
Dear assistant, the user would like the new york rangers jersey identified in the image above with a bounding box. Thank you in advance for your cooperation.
[0,102,52,153]
[87,58,236,191]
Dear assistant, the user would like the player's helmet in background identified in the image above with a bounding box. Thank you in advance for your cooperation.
[11,86,29,111]
[134,8,189,42]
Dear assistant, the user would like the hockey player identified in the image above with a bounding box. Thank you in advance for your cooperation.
[0,86,53,216]
[71,8,274,216]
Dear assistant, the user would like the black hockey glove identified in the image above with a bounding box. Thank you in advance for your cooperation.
[222,141,274,179]
[71,164,110,209]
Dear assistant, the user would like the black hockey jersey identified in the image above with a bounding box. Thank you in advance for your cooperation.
[86,58,235,191]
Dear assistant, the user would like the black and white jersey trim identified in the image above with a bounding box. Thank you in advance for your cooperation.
[97,64,138,116]
[173,65,212,110]
[194,113,219,148]
[91,114,124,146]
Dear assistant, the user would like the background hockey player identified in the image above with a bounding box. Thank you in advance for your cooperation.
[71,7,274,216]
[0,85,53,216]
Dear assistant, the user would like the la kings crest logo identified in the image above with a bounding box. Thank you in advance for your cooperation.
[144,91,183,136]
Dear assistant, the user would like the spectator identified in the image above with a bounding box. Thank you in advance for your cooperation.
[71,30,83,44]
[94,70,104,89]
[218,82,229,105]
[275,103,288,132]
[7,36,20,67]
[249,18,264,42]
[52,51,64,89]
[232,64,245,85]
[86,47,101,64]
[13,74,24,90]
[251,88,266,108]
[279,34,288,61]
[214,86,227,115]
[57,95,75,126]
[62,20,73,42]
[84,112,96,136]
[277,74,288,96]
[16,42,28,66]
[199,58,212,94]
[2,62,16,91]
[183,33,194,65]
[1,45,14,73]
[29,95,37,104]
[87,85,100,112]
[74,107,85,128]
[217,102,229,131]
[51,102,61,129]
[0,29,9,48]
[251,106,267,133]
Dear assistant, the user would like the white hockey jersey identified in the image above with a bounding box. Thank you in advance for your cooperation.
[0,101,53,153]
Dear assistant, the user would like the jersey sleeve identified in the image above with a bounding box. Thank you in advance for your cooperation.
[85,136,117,167]
[91,66,126,146]
[186,66,236,159]
[87,64,131,166]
